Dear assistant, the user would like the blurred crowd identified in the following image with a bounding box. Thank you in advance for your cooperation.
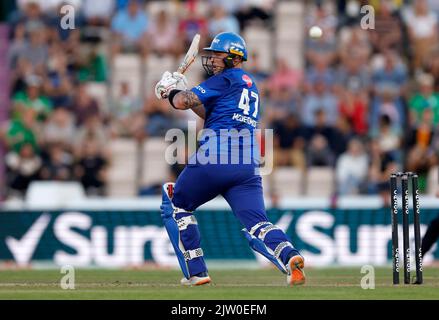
[265,0,439,200]
[0,0,438,200]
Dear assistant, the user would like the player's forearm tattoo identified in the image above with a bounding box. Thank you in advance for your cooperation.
[179,91,202,110]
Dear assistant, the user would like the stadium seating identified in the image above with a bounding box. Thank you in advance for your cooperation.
[111,54,142,100]
[85,82,109,114]
[274,1,304,69]
[304,167,335,197]
[107,138,139,197]
[140,137,170,190]
[243,26,273,73]
[270,167,305,197]
[144,54,175,98]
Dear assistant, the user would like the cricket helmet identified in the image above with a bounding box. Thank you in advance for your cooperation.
[203,32,248,61]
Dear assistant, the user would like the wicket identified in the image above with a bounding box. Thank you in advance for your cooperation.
[390,172,423,285]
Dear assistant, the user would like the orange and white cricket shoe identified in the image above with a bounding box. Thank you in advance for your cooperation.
[286,255,306,286]
[180,274,211,286]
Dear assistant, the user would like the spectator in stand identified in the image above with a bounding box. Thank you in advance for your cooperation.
[302,79,338,126]
[9,1,47,31]
[272,113,307,168]
[147,9,180,57]
[43,43,74,107]
[307,108,348,157]
[306,134,335,168]
[5,109,40,154]
[75,115,109,157]
[370,50,408,133]
[403,0,438,71]
[63,25,82,59]
[207,4,240,38]
[336,138,369,195]
[42,107,75,149]
[406,107,435,150]
[371,88,405,135]
[110,81,142,137]
[267,58,302,98]
[5,143,42,197]
[371,50,408,96]
[70,82,101,126]
[365,138,400,201]
[75,140,108,196]
[141,95,176,138]
[15,23,48,70]
[372,114,402,163]
[10,56,35,95]
[406,108,435,192]
[263,58,303,116]
[409,73,439,126]
[338,88,368,136]
[305,1,338,67]
[369,0,405,53]
[305,30,338,69]
[305,1,338,43]
[12,74,52,122]
[111,0,149,57]
[8,23,27,68]
[305,58,336,92]
[76,46,108,83]
[334,55,370,97]
[265,86,301,124]
[332,115,354,157]
[338,26,372,67]
[40,143,74,181]
[234,1,273,30]
[178,2,209,50]
[423,48,439,91]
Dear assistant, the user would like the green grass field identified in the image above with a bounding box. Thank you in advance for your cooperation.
[0,267,438,300]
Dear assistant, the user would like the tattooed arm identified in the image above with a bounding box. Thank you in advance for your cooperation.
[172,90,205,119]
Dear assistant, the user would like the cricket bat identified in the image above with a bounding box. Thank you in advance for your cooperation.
[177,33,200,74]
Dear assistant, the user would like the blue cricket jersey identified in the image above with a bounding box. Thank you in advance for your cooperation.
[172,68,301,272]
[190,68,261,164]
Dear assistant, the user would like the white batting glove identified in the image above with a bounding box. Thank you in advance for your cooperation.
[155,71,178,99]
[172,72,188,91]
[154,71,189,100]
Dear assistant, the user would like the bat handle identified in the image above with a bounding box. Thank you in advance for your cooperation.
[177,65,186,75]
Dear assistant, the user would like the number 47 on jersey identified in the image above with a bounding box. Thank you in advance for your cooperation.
[238,88,259,118]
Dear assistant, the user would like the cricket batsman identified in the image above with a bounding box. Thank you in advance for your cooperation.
[154,32,305,286]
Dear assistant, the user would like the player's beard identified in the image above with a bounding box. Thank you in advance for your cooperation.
[202,56,225,75]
